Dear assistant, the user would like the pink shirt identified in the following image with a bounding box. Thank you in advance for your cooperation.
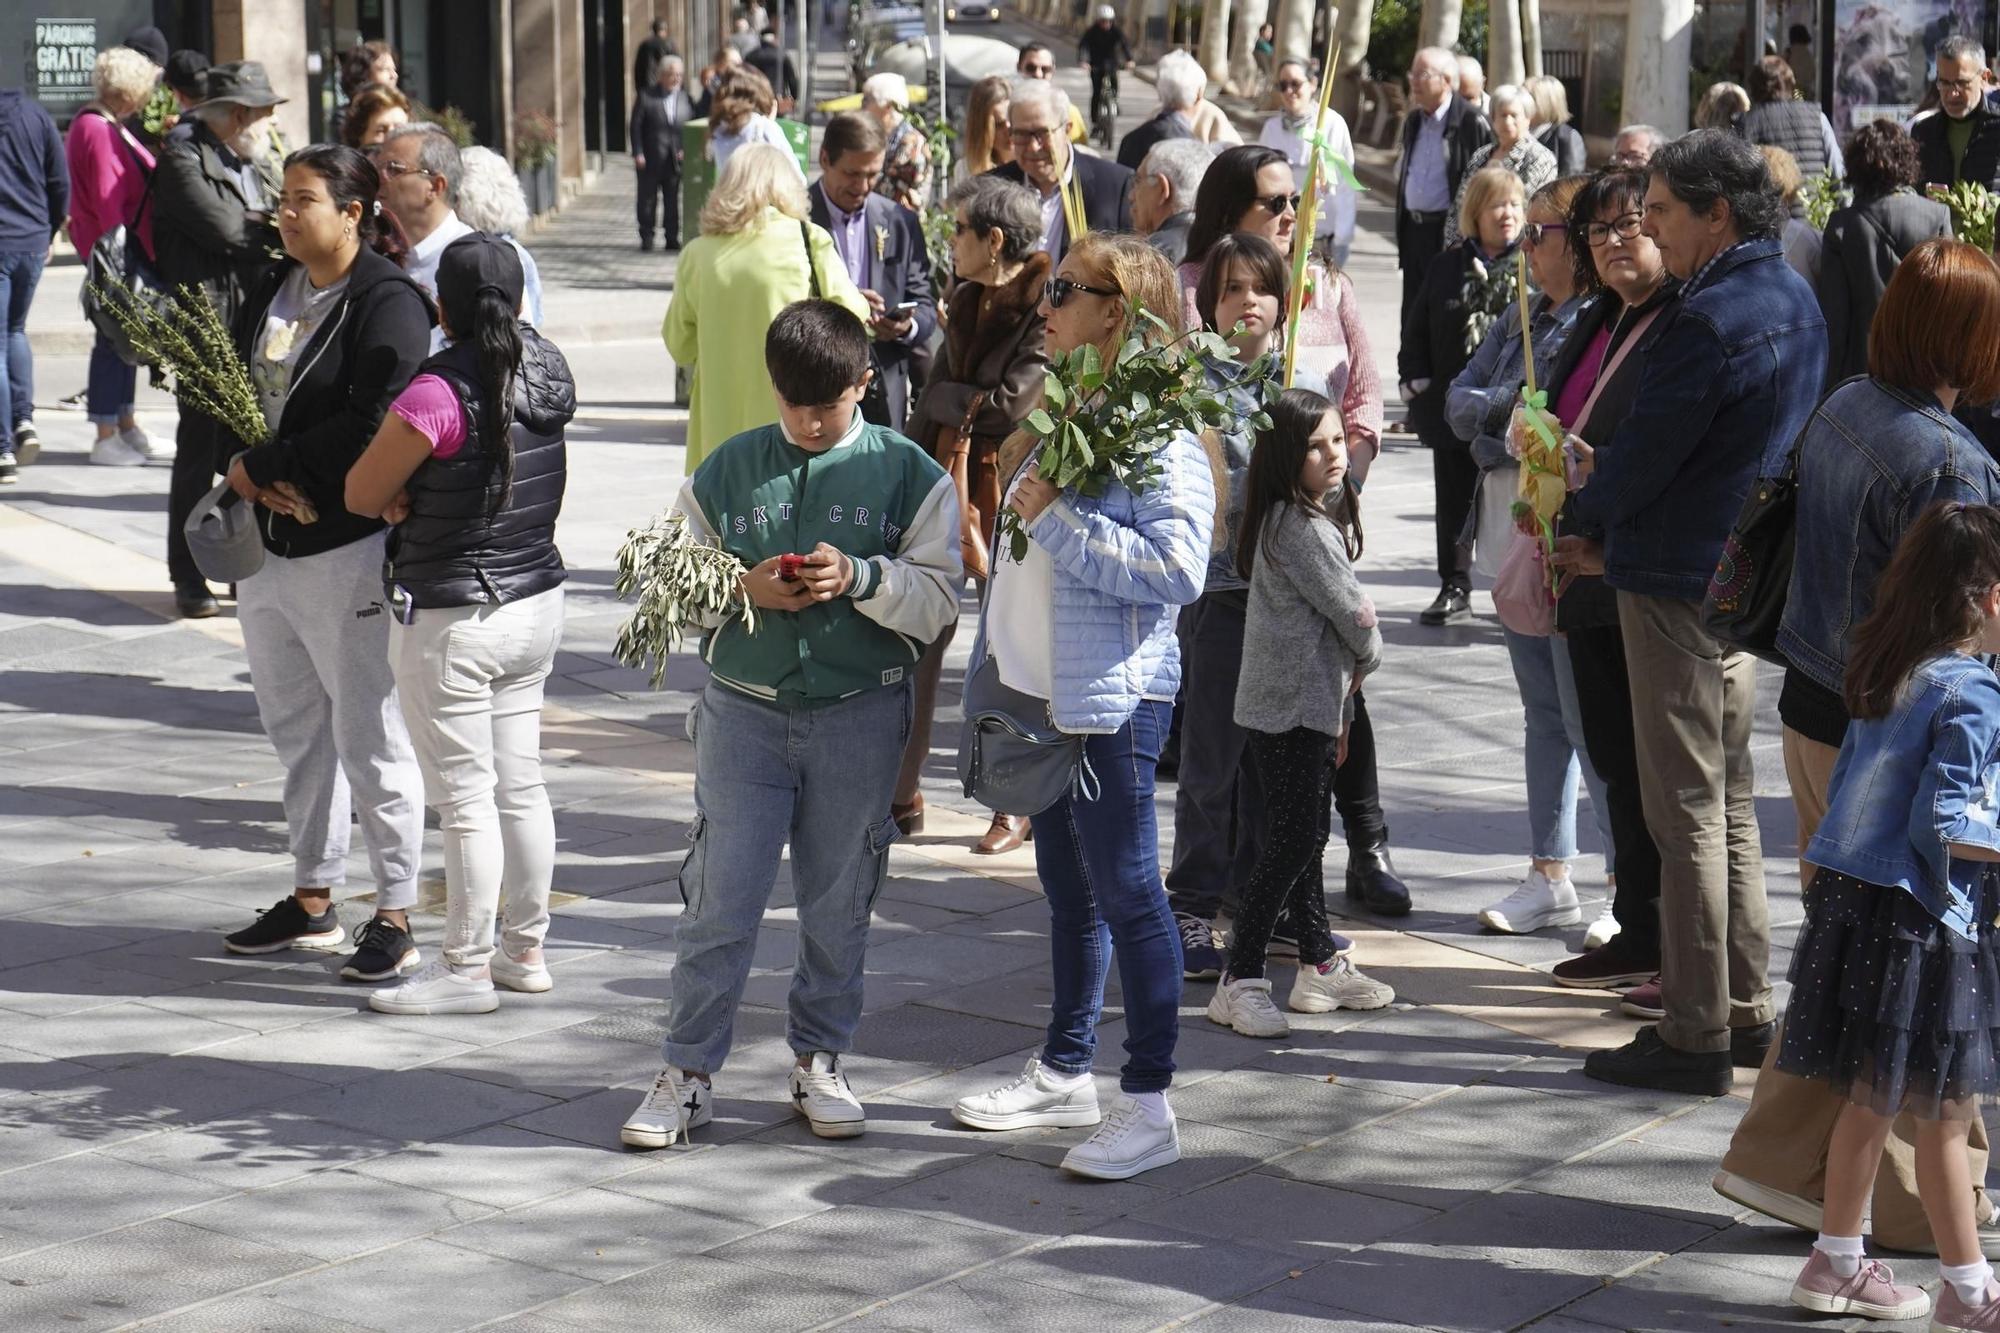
[389,375,469,458]
[1553,324,1611,428]
[64,111,154,260]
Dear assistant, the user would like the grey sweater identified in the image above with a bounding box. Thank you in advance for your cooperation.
[1235,505,1383,737]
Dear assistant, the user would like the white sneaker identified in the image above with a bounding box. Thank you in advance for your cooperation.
[1060,1091,1180,1180]
[367,959,499,1015]
[789,1051,866,1138]
[1289,955,1395,1013]
[90,431,147,466]
[1207,976,1290,1038]
[1478,868,1584,934]
[1584,897,1621,950]
[620,1066,711,1149]
[953,1056,1101,1130]
[490,950,553,993]
[125,426,173,465]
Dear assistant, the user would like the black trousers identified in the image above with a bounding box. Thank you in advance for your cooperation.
[1398,210,1447,328]
[1425,429,1478,594]
[166,414,219,591]
[637,164,681,247]
[1228,727,1340,979]
[1565,616,1662,959]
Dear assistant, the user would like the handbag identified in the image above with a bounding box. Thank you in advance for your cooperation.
[933,391,993,580]
[79,114,170,369]
[801,219,893,426]
[956,653,1094,816]
[1492,532,1554,636]
[1471,468,1516,581]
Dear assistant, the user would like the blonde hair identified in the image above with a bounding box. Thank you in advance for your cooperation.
[1457,165,1525,241]
[93,46,161,111]
[1760,144,1804,202]
[710,65,775,136]
[700,142,809,235]
[1695,81,1751,130]
[961,74,1010,178]
[1526,74,1569,126]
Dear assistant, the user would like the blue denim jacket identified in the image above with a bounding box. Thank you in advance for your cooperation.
[1807,653,2000,939]
[1445,292,1588,473]
[1570,237,1827,601]
[1778,378,2000,695]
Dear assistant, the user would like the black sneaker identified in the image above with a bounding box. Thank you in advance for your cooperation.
[1268,915,1355,961]
[341,916,421,981]
[12,425,38,466]
[224,897,345,955]
[1176,912,1225,981]
[1730,1019,1776,1069]
[1418,587,1472,626]
[175,584,220,619]
[0,448,15,484]
[1582,1025,1731,1096]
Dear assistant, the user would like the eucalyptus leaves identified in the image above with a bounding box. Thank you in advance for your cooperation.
[613,511,757,688]
[995,308,1271,562]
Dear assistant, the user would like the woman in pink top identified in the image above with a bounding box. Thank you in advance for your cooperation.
[65,46,164,465]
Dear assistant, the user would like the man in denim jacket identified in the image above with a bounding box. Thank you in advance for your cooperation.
[1572,130,1827,1096]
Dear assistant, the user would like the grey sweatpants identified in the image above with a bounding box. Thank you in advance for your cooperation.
[237,530,424,908]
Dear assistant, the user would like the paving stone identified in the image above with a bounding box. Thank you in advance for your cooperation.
[0,1152,233,1257]
[1283,1241,1605,1330]
[123,1295,382,1333]
[1396,1189,1726,1278]
[1167,1067,1416,1144]
[439,1183,762,1279]
[707,1203,1029,1295]
[1180,1290,1421,1332]
[178,1167,497,1261]
[258,1238,593,1332]
[841,1270,1162,1332]
[529,1254,877,1332]
[275,1067,560,1141]
[982,1217,1309,1316]
[101,1112,399,1188]
[1559,1250,1854,1331]
[350,1123,658,1208]
[0,1220,315,1332]
[600,1139,902,1224]
[864,1151,1165,1237]
[1126,1172,1439,1257]
[1517,1137,1749,1228]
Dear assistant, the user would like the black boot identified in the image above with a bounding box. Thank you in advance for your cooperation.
[1344,838,1411,917]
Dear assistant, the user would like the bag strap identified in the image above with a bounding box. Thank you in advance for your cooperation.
[100,111,157,232]
[799,219,822,300]
[1571,303,1663,433]
[1777,374,1873,480]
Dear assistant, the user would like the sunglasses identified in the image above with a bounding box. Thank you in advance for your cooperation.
[1275,79,1307,92]
[1044,275,1120,308]
[1584,213,1644,246]
[1255,192,1301,216]
[376,159,436,180]
[1522,221,1567,246]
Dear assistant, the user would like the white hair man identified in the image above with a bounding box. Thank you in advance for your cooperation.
[1115,50,1201,173]
[1258,56,1357,267]
[988,75,1135,261]
[860,71,932,210]
[1395,44,1493,321]
[1134,138,1212,264]
[1457,52,1489,116]
[1610,123,1665,168]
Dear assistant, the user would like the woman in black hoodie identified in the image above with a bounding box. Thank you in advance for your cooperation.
[215,144,435,987]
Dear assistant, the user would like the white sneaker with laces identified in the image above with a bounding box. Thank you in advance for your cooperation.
[367,959,499,1015]
[125,426,173,465]
[1289,955,1395,1013]
[621,1066,711,1148]
[1478,868,1584,934]
[790,1051,865,1138]
[90,431,147,467]
[953,1056,1100,1130]
[490,950,553,993]
[1060,1091,1180,1180]
[1584,898,1621,950]
[1207,976,1290,1038]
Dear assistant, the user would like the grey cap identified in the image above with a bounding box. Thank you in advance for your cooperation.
[184,479,266,583]
[199,61,288,109]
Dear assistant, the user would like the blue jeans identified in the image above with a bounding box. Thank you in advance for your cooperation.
[664,680,911,1075]
[86,332,135,426]
[0,250,43,433]
[1031,698,1182,1094]
[1502,625,1615,869]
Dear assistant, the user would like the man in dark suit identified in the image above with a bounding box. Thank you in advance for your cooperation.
[808,112,938,433]
[1396,45,1491,323]
[747,29,800,113]
[631,55,698,251]
[632,19,676,90]
[983,78,1132,263]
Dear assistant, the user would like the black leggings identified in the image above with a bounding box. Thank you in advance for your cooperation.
[1228,726,1339,979]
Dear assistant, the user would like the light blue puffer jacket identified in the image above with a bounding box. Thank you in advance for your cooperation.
[977,429,1216,734]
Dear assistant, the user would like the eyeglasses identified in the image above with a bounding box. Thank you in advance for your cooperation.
[1523,221,1567,246]
[1939,76,1982,92]
[1008,126,1057,144]
[1584,213,1645,246]
[1044,275,1120,308]
[1275,79,1307,92]
[376,159,435,180]
[1255,192,1301,216]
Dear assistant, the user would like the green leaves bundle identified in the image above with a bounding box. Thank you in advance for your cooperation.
[92,277,268,453]
[613,511,757,688]
[1929,180,1999,253]
[995,309,1271,562]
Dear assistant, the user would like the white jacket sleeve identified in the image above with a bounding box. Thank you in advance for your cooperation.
[849,470,963,642]
[669,476,738,632]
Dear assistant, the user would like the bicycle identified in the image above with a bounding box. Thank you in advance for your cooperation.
[1090,67,1119,150]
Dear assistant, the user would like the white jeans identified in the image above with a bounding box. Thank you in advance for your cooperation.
[389,585,565,968]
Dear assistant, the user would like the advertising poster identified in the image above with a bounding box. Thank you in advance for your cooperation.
[1833,0,1982,131]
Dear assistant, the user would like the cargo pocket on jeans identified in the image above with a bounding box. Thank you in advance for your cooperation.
[855,815,898,924]
[676,812,709,921]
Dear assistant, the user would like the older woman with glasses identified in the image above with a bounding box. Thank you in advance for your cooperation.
[1442,84,1555,248]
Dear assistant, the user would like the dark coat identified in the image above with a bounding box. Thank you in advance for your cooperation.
[1395,93,1491,240]
[0,91,67,249]
[1145,210,1193,266]
[908,251,1051,451]
[747,42,799,102]
[630,84,699,172]
[1913,103,2000,195]
[1398,239,1503,447]
[1818,188,1954,382]
[229,247,435,560]
[986,153,1134,258]
[1116,108,1190,171]
[1740,99,1830,179]
[633,35,677,90]
[1534,121,1588,177]
[807,182,938,433]
[152,118,280,325]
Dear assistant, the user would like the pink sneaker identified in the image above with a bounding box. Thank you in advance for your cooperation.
[1788,1251,1928,1320]
[1619,975,1664,1019]
[1935,1279,2000,1331]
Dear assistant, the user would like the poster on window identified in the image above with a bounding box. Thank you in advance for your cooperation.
[1833,0,1982,132]
[32,18,96,117]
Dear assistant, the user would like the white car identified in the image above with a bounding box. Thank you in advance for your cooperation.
[946,1,999,18]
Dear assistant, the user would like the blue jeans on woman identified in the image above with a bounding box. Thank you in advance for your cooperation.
[1030,698,1182,1095]
[86,332,135,427]
[0,250,43,435]
[1501,625,1615,869]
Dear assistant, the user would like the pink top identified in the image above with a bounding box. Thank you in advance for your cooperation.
[1553,324,1611,428]
[64,110,154,260]
[389,375,470,458]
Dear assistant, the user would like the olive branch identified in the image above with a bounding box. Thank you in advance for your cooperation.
[90,276,268,454]
[612,511,759,689]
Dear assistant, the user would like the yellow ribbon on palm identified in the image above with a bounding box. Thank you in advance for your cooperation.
[1511,251,1566,593]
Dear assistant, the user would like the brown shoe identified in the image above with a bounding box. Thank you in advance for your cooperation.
[974,813,1031,855]
[892,795,925,837]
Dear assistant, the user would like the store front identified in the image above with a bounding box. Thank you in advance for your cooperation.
[8,2,212,126]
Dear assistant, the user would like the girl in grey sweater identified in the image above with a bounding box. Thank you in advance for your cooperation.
[1210,388,1395,1038]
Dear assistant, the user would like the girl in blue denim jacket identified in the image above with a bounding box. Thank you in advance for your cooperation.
[1775,502,2000,1330]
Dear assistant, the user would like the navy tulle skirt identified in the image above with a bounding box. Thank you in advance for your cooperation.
[1775,870,2000,1120]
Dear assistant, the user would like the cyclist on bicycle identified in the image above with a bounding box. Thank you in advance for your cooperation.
[1078,7,1135,136]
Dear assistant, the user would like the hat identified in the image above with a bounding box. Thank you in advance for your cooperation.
[1096,5,1115,19]
[200,61,288,109]
[184,480,266,583]
[165,50,211,100]
[121,26,170,68]
[435,233,525,334]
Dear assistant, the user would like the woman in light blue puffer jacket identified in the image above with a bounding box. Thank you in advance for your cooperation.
[950,233,1218,1183]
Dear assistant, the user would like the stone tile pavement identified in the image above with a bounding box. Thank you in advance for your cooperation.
[0,113,1970,1333]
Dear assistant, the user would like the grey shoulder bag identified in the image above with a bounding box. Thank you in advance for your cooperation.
[956,651,1096,817]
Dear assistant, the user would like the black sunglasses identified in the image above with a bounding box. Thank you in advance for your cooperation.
[1255,192,1301,216]
[1275,79,1307,92]
[1044,275,1120,308]
[1522,221,1567,246]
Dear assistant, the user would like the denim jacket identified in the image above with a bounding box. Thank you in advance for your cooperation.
[1445,291,1588,473]
[1807,653,2000,939]
[1570,237,1827,601]
[1778,379,2000,695]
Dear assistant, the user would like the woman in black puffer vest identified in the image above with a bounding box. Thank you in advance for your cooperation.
[346,231,575,1017]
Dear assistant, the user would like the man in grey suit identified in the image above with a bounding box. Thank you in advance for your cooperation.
[630,55,698,250]
[807,112,937,434]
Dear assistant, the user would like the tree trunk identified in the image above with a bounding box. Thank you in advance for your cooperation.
[1227,0,1264,95]
[1521,0,1543,77]
[1488,0,1523,87]
[1198,0,1233,83]
[1622,0,1693,132]
[1270,0,1312,67]
[1421,0,1462,53]
[1332,0,1371,124]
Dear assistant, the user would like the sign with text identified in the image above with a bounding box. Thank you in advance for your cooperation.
[33,18,96,117]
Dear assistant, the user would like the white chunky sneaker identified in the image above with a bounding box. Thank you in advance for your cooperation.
[1289,955,1395,1013]
[1583,897,1621,950]
[1060,1091,1180,1180]
[1207,976,1290,1038]
[1478,868,1584,934]
[367,959,499,1015]
[621,1066,711,1149]
[490,949,553,993]
[127,426,173,465]
[953,1056,1100,1130]
[90,431,147,467]
[789,1052,866,1138]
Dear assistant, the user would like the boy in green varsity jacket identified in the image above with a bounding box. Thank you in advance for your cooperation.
[622,300,961,1150]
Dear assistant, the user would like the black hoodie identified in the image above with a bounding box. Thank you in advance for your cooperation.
[0,91,68,250]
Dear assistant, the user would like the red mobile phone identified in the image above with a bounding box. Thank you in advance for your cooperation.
[778,553,806,582]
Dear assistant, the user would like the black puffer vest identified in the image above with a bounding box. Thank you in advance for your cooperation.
[386,327,575,611]
[1740,100,1828,179]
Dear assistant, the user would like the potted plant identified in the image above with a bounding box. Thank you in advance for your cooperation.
[513,111,559,217]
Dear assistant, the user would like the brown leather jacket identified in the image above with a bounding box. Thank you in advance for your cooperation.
[907,251,1051,453]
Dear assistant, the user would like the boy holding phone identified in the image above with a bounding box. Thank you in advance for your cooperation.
[622,300,961,1149]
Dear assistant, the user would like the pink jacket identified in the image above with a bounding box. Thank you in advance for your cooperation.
[65,109,154,260]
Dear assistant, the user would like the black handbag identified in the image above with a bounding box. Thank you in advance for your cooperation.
[78,114,169,368]
[956,654,1095,816]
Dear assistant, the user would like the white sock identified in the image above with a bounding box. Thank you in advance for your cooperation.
[1942,1259,1994,1305]
[1813,1232,1864,1278]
